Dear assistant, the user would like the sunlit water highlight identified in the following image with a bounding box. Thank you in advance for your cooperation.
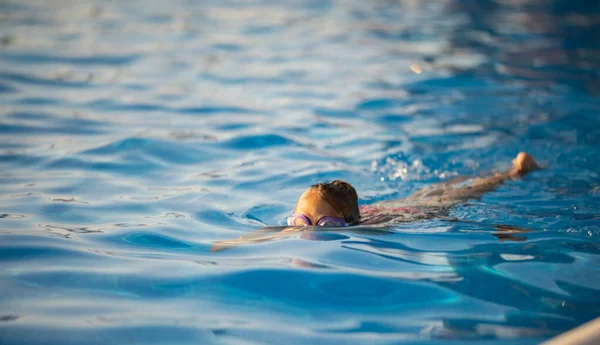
[1,0,599,344]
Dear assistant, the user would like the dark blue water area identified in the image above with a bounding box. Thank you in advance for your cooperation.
[1,0,599,344]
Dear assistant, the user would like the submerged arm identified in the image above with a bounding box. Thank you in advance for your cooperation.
[210,225,393,252]
[210,226,297,252]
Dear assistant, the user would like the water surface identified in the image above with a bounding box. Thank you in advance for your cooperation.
[1,0,599,344]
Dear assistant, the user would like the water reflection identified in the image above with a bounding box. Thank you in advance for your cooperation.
[209,217,599,340]
[447,0,600,94]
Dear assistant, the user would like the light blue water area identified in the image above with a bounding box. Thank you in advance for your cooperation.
[1,0,599,344]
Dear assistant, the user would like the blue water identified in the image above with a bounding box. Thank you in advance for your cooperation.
[1,0,599,344]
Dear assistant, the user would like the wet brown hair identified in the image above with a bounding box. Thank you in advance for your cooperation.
[308,180,360,224]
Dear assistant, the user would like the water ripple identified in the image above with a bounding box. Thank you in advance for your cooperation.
[0,52,140,66]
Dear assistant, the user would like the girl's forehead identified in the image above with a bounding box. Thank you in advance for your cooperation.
[296,190,317,208]
[298,189,325,206]
[296,189,340,217]
[300,188,317,199]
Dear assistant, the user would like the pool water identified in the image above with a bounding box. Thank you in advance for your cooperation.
[1,0,599,344]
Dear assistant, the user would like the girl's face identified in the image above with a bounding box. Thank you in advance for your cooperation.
[293,189,342,225]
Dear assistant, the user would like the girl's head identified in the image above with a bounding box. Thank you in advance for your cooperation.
[291,180,360,226]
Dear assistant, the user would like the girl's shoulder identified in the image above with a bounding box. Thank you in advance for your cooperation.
[359,204,422,215]
[358,204,425,225]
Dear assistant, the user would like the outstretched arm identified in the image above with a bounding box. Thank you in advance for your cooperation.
[390,152,541,207]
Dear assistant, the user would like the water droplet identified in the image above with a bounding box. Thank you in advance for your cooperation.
[410,64,423,74]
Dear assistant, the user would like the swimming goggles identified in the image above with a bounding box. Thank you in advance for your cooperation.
[286,214,348,227]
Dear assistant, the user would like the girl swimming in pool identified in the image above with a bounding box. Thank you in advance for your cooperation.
[211,152,540,251]
[288,152,540,227]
